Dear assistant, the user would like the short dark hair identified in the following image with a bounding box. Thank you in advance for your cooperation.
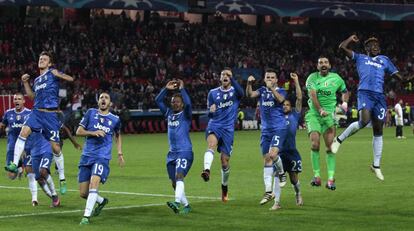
[99,92,111,100]
[39,51,54,64]
[318,55,330,61]
[14,92,24,97]
[265,68,276,74]
[223,67,232,72]
[172,93,183,101]
[364,37,379,46]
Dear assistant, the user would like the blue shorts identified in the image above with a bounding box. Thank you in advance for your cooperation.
[357,90,387,122]
[31,152,53,180]
[78,155,110,184]
[23,149,32,166]
[279,149,302,173]
[24,109,61,142]
[166,151,194,181]
[205,126,234,156]
[261,129,288,155]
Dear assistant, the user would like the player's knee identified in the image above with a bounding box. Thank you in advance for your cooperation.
[311,142,320,151]
[79,192,88,199]
[373,129,383,136]
[39,169,48,178]
[7,172,17,180]
[175,173,184,181]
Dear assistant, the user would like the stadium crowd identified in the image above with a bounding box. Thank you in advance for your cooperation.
[0,13,413,115]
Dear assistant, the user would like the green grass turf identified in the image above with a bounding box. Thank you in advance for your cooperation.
[0,127,413,231]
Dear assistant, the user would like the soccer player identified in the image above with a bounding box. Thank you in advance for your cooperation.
[77,92,124,225]
[305,56,348,190]
[201,68,244,202]
[246,68,287,205]
[332,35,409,180]
[272,73,304,210]
[155,79,193,214]
[5,52,74,194]
[1,93,38,205]
[394,99,405,139]
[28,132,61,207]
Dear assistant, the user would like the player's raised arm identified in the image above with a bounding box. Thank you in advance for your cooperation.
[246,75,259,98]
[178,80,192,119]
[291,73,302,112]
[51,69,74,82]
[339,35,359,59]
[21,74,34,100]
[230,75,244,98]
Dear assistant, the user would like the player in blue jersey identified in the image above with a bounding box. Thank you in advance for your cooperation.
[0,93,38,205]
[271,73,304,210]
[333,35,409,181]
[246,68,288,206]
[5,51,74,196]
[201,68,244,202]
[155,79,193,215]
[28,132,61,207]
[77,92,125,225]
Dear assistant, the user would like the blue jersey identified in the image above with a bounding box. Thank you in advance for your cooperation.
[353,52,398,94]
[284,110,300,151]
[2,108,31,150]
[27,132,51,157]
[79,108,121,160]
[257,86,287,132]
[155,88,192,152]
[33,69,60,109]
[207,78,244,130]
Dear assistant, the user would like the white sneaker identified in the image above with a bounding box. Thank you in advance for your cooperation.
[260,192,275,205]
[370,165,384,181]
[331,137,341,154]
[295,194,303,206]
[269,202,281,211]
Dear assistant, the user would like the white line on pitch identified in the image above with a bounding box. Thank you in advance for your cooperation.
[0,203,165,219]
[0,185,222,200]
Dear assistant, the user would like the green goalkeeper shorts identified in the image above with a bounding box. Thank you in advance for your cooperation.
[305,111,336,134]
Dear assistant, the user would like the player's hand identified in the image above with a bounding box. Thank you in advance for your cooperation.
[118,154,125,167]
[265,80,273,89]
[340,102,348,113]
[166,81,178,90]
[21,74,30,82]
[210,104,216,113]
[290,73,299,82]
[319,108,328,117]
[349,35,359,42]
[93,130,106,137]
[177,79,184,89]
[73,143,83,150]
[247,75,255,83]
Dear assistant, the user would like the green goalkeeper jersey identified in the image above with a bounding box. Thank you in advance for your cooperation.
[306,72,347,113]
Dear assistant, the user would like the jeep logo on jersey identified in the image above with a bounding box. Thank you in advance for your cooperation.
[34,83,47,91]
[217,101,234,109]
[365,60,382,68]
[262,101,274,107]
[168,120,180,127]
[11,122,23,128]
[317,89,332,96]
[94,123,110,133]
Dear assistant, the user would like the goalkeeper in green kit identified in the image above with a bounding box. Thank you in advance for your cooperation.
[305,57,349,190]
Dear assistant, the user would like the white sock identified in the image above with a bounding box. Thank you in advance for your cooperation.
[39,181,52,198]
[53,152,65,181]
[46,175,57,196]
[264,166,273,192]
[221,167,230,186]
[273,156,284,174]
[292,180,301,195]
[273,176,281,203]
[13,136,26,165]
[338,121,361,142]
[373,136,383,167]
[27,173,38,202]
[96,195,104,204]
[204,149,214,170]
[84,189,98,217]
[175,180,188,206]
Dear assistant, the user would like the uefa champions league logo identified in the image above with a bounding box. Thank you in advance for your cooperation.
[215,0,255,13]
[321,4,358,17]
